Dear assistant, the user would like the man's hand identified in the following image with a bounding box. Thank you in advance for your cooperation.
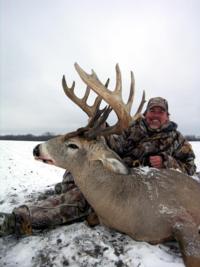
[149,155,163,168]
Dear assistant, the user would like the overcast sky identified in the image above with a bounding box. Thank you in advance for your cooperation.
[0,0,199,136]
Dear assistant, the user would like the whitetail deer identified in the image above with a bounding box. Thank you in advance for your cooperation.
[33,63,200,267]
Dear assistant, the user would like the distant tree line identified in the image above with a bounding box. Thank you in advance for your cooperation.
[0,133,200,141]
[0,132,57,141]
[184,135,200,141]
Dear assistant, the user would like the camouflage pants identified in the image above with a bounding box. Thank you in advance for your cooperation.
[12,173,98,235]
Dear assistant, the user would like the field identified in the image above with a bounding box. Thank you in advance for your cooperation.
[0,140,199,267]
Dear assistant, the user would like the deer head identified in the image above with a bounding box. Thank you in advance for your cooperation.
[33,63,145,175]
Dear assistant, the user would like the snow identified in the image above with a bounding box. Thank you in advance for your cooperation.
[0,140,199,267]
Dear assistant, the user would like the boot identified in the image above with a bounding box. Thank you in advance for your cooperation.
[13,205,32,236]
[0,212,16,237]
[0,206,33,237]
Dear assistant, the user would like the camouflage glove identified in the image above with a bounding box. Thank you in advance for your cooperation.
[160,152,196,175]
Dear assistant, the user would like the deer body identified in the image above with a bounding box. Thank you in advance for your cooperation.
[36,135,200,267]
[34,64,200,267]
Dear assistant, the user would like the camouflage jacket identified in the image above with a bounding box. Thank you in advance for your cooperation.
[107,118,196,176]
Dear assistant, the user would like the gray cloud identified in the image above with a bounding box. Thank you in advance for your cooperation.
[0,0,200,135]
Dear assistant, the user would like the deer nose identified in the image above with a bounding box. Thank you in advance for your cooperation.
[33,144,40,157]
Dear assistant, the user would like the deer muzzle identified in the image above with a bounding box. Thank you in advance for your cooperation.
[33,144,55,165]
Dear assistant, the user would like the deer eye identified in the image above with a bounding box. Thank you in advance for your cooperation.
[67,143,79,149]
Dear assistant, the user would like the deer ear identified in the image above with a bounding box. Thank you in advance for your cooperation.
[100,157,128,174]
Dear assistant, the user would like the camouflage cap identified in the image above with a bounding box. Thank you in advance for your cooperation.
[145,97,169,113]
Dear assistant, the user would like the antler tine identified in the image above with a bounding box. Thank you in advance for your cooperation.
[85,106,113,139]
[115,64,122,95]
[82,86,90,102]
[82,86,102,115]
[92,78,110,113]
[64,105,112,141]
[62,75,109,118]
[62,75,90,117]
[126,71,135,114]
[132,90,146,121]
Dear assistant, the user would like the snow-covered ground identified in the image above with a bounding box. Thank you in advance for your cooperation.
[0,140,199,267]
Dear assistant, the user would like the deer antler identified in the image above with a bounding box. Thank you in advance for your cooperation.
[62,75,110,118]
[74,63,146,136]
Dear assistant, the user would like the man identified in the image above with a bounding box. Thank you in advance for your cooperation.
[108,97,196,175]
[0,97,197,237]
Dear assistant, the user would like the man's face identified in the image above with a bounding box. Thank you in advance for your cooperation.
[145,106,169,129]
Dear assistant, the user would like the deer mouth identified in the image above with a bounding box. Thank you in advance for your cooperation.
[34,156,55,165]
